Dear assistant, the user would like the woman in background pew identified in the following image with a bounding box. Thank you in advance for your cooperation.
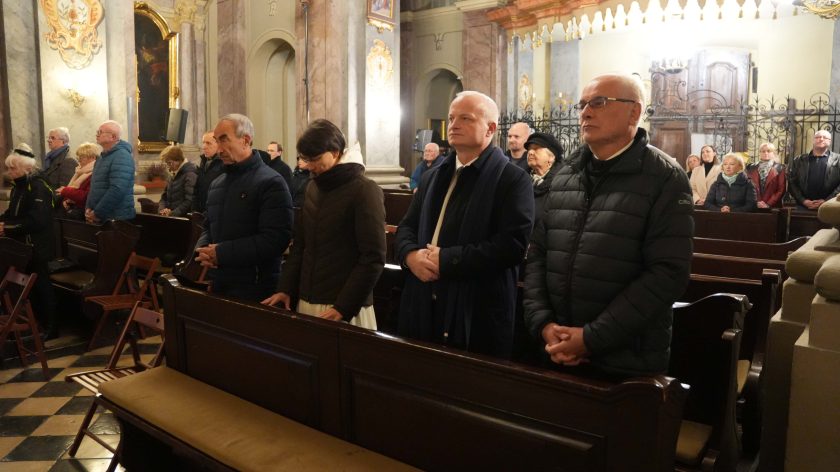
[690,144,721,205]
[56,142,100,219]
[704,153,757,213]
[262,119,385,329]
[745,142,786,209]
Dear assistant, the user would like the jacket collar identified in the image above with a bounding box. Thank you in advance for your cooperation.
[569,128,649,174]
[225,150,262,174]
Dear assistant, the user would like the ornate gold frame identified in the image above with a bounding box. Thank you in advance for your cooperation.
[367,0,395,32]
[134,2,179,153]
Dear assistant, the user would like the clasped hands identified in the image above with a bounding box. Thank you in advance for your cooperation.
[542,323,589,366]
[803,199,825,210]
[405,244,441,282]
[195,243,218,268]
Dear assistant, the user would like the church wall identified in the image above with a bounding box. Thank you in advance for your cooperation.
[4,0,44,155]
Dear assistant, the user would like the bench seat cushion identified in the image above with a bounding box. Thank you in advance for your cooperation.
[99,367,416,472]
[50,270,95,290]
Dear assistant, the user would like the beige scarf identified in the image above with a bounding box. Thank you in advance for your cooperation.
[67,160,95,188]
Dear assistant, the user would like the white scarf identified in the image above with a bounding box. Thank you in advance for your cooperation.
[67,160,95,188]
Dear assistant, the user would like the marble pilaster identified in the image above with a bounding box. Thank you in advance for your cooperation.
[178,22,197,144]
[399,20,415,176]
[5,0,43,156]
[103,2,134,151]
[216,0,246,115]
[831,20,840,103]
[461,9,502,106]
[194,19,208,139]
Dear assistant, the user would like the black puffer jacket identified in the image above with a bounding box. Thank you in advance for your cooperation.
[704,172,757,212]
[523,129,694,376]
[2,174,55,261]
[159,162,197,216]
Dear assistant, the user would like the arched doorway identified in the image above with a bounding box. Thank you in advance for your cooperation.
[248,35,296,163]
[411,67,463,173]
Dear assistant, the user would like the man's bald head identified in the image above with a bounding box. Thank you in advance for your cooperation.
[507,122,531,158]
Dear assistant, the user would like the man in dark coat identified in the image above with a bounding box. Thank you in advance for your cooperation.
[409,142,441,192]
[504,122,531,173]
[193,131,225,214]
[523,74,694,376]
[264,141,293,189]
[395,91,534,359]
[195,114,293,302]
[41,127,79,189]
[787,130,840,210]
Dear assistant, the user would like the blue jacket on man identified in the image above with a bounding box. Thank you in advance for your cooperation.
[86,139,135,221]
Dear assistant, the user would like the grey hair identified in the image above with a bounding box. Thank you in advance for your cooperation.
[5,143,38,173]
[424,142,440,152]
[50,127,70,143]
[454,91,499,125]
[220,113,255,142]
[815,129,832,140]
[101,120,122,138]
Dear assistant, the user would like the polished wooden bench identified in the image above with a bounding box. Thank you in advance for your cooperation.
[789,208,831,239]
[693,208,790,243]
[693,236,809,261]
[101,274,688,471]
[49,220,140,313]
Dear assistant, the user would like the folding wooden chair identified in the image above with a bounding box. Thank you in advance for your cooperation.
[0,267,49,378]
[84,252,161,350]
[65,302,165,472]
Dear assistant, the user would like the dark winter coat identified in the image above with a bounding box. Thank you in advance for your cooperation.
[193,154,224,214]
[532,160,563,230]
[40,145,78,189]
[395,145,534,358]
[277,158,385,320]
[261,152,293,189]
[160,162,197,217]
[787,151,840,205]
[86,140,135,221]
[523,128,694,376]
[198,151,293,300]
[289,167,310,208]
[704,172,757,212]
[2,174,55,262]
[745,161,786,208]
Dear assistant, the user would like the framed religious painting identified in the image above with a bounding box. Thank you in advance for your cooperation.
[134,2,178,153]
[367,0,394,31]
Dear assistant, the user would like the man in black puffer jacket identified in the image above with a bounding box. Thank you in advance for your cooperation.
[524,74,694,376]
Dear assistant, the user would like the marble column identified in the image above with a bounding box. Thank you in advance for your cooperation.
[399,20,415,178]
[178,21,197,145]
[549,39,580,109]
[460,8,502,106]
[4,0,43,155]
[104,3,135,152]
[831,20,840,103]
[194,18,208,140]
[216,0,246,115]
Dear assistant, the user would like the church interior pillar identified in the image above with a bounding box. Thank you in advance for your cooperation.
[216,0,246,115]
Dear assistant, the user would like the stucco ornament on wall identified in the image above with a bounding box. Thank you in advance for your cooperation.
[367,39,393,87]
[41,0,104,69]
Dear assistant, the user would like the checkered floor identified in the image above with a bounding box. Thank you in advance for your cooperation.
[0,334,161,472]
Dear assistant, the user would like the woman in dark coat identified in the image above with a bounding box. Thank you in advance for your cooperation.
[0,145,59,338]
[705,153,757,213]
[159,145,197,217]
[262,119,385,329]
[524,132,564,228]
[745,142,786,208]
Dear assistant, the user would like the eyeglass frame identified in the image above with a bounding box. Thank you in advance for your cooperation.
[573,96,638,111]
[297,153,323,163]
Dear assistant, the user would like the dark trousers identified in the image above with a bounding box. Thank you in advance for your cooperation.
[28,258,58,331]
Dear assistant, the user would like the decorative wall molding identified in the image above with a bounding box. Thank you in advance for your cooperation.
[367,39,394,86]
[40,0,104,69]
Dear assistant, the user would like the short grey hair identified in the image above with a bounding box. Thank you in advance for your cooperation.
[220,113,255,142]
[424,142,440,152]
[101,120,122,138]
[5,143,38,173]
[454,91,499,126]
[722,152,745,171]
[815,130,832,140]
[50,127,70,144]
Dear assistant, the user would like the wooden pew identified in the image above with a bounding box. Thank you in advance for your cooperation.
[693,208,790,243]
[382,188,413,226]
[131,213,193,269]
[671,294,747,471]
[693,236,809,261]
[49,220,140,313]
[681,270,781,454]
[691,252,787,281]
[789,209,831,239]
[102,274,687,471]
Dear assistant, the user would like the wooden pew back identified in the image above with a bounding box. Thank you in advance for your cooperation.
[693,208,790,243]
[691,252,787,280]
[161,275,687,471]
[131,213,193,268]
[693,236,809,261]
[382,189,413,226]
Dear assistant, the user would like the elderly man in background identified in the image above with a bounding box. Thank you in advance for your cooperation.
[193,131,224,214]
[195,114,293,301]
[85,120,135,224]
[396,91,534,358]
[788,129,840,210]
[410,142,441,192]
[41,126,78,189]
[505,121,531,172]
[524,73,693,376]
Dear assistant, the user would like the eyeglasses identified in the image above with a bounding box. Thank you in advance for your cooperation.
[96,130,112,136]
[573,96,637,111]
[297,153,323,163]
